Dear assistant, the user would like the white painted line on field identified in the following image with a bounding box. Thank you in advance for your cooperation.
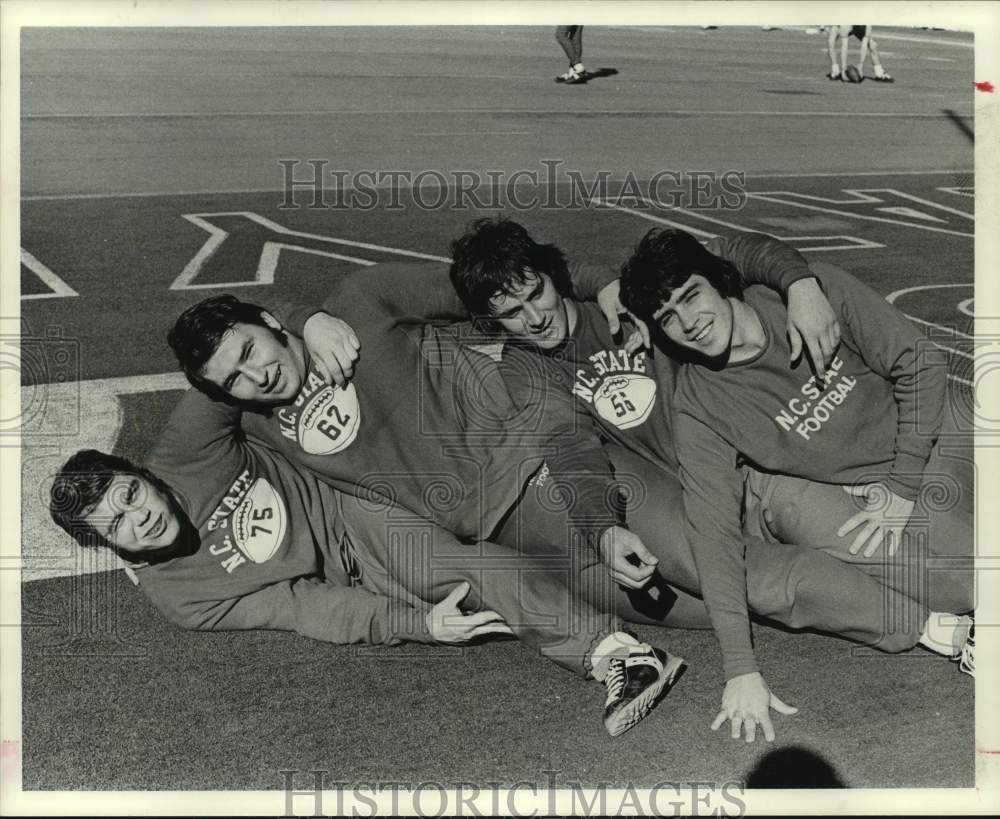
[748,192,973,238]
[171,211,448,290]
[20,250,78,299]
[903,314,975,341]
[868,190,973,221]
[413,131,532,137]
[885,285,975,344]
[949,374,973,388]
[593,198,886,252]
[958,298,974,318]
[746,169,971,180]
[765,25,974,49]
[866,32,973,48]
[21,170,974,202]
[20,108,974,121]
[590,199,717,239]
[937,186,974,198]
[20,370,190,584]
[886,282,973,307]
[23,187,287,202]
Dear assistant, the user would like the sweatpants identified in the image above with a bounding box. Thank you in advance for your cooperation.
[336,491,620,678]
[571,446,926,652]
[743,409,974,615]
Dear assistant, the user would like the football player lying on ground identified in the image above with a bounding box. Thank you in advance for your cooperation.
[50,385,686,737]
[615,227,975,730]
[445,218,974,743]
[205,231,963,744]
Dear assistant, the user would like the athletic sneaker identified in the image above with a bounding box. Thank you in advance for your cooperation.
[958,624,974,677]
[555,69,577,83]
[603,644,686,736]
[873,72,895,83]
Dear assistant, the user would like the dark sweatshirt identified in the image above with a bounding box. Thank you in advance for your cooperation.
[134,387,433,645]
[672,263,946,678]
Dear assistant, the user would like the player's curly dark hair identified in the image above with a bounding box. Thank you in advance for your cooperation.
[449,218,574,318]
[167,295,271,399]
[49,449,173,552]
[619,228,743,322]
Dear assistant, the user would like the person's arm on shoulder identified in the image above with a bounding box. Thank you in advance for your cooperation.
[339,261,470,325]
[570,263,651,352]
[269,263,470,383]
[818,262,946,497]
[813,263,947,556]
[569,262,619,301]
[148,388,244,481]
[710,233,841,372]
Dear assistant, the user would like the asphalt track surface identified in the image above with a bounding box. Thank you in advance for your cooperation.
[18,26,977,791]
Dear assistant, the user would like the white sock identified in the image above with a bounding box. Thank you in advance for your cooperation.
[918,613,972,657]
[590,631,641,680]
[874,65,886,77]
[572,62,585,74]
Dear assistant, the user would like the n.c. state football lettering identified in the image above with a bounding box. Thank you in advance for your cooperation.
[206,469,253,532]
[572,348,657,431]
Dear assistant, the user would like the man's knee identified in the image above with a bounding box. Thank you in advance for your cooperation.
[746,551,807,624]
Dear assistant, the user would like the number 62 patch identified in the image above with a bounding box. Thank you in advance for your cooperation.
[298,383,362,455]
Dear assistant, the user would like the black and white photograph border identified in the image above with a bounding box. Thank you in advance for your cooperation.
[2,0,1000,815]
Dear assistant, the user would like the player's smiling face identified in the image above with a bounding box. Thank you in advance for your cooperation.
[489,271,572,350]
[84,473,181,555]
[652,274,734,359]
[200,314,305,405]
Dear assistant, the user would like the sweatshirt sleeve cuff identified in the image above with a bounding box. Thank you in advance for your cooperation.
[286,305,323,338]
[387,603,435,644]
[577,517,625,555]
[722,653,760,681]
[780,268,818,292]
[886,453,927,501]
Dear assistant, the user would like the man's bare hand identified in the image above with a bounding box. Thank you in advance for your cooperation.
[838,483,915,558]
[302,312,361,387]
[597,279,651,353]
[426,582,514,644]
[599,526,658,589]
[786,278,841,375]
[712,672,798,743]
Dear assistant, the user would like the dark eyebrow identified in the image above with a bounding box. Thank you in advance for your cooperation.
[222,339,251,391]
[654,282,697,319]
[493,302,522,319]
[493,280,544,318]
[675,281,698,300]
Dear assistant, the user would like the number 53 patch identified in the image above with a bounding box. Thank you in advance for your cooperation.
[593,374,657,430]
